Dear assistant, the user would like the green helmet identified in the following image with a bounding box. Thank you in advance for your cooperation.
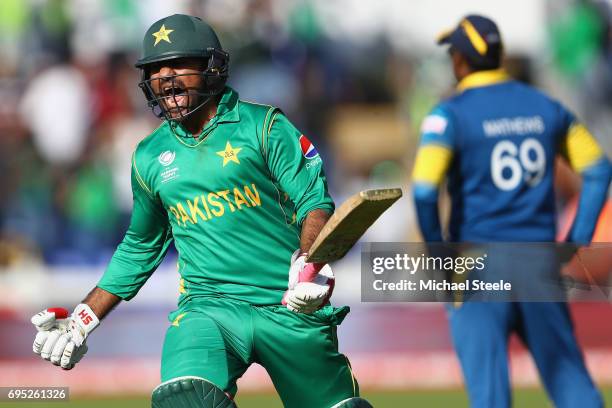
[136,14,229,121]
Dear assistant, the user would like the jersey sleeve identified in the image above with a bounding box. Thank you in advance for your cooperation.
[556,105,612,243]
[412,105,456,242]
[412,105,456,186]
[97,153,173,300]
[264,112,334,226]
[556,102,605,173]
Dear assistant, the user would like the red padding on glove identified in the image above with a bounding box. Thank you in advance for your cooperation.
[47,307,69,319]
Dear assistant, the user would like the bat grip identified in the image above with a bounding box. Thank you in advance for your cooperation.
[299,261,325,282]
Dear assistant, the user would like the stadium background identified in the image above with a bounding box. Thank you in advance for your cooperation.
[0,0,610,406]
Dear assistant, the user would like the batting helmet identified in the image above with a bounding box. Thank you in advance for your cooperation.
[135,14,229,121]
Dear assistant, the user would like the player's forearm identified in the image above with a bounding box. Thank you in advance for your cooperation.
[82,287,121,319]
[300,209,331,253]
[413,183,444,242]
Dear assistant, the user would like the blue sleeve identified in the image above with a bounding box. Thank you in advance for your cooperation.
[412,105,456,242]
[568,157,611,243]
[417,105,456,148]
[414,185,444,242]
[553,100,611,243]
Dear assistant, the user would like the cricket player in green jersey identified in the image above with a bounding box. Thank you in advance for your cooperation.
[29,14,372,408]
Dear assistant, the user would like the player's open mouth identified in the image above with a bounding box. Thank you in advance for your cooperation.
[162,85,189,110]
[162,85,185,97]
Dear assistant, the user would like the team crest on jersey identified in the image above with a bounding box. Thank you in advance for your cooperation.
[216,142,242,167]
[158,151,176,166]
[299,135,319,159]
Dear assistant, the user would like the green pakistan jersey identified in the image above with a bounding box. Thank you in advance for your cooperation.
[97,87,334,306]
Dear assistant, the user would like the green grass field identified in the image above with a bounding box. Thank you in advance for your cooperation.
[1,388,611,407]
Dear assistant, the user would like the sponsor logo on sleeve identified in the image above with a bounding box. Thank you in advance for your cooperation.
[421,115,448,135]
[299,135,319,159]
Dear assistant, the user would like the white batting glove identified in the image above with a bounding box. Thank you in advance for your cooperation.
[282,251,335,314]
[31,304,99,370]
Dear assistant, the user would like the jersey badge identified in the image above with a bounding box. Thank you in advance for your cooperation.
[158,151,176,166]
[216,141,242,167]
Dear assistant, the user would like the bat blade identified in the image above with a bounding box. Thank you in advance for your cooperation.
[306,188,402,263]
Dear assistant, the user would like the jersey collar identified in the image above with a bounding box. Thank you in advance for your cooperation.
[214,86,240,124]
[169,86,241,144]
[457,68,510,92]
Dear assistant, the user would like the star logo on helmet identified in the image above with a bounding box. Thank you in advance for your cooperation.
[152,24,174,46]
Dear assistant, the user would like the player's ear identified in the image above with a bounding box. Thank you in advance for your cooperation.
[452,52,472,81]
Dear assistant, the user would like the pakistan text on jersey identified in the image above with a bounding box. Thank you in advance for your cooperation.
[168,183,261,227]
[482,116,545,138]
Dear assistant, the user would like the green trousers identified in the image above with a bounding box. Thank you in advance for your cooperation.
[161,297,359,408]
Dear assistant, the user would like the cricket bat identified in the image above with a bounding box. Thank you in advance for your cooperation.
[306,188,403,264]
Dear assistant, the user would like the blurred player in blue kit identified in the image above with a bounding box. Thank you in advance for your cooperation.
[412,15,611,408]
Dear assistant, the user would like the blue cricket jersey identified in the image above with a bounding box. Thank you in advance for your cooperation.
[413,69,610,243]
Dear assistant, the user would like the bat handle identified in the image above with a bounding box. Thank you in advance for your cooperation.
[299,261,325,282]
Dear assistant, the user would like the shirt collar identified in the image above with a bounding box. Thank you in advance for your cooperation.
[214,86,240,124]
[457,68,510,92]
[169,86,240,141]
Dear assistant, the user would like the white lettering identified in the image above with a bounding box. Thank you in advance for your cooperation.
[483,116,545,137]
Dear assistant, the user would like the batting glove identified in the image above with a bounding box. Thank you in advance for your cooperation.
[282,250,335,314]
[31,304,99,370]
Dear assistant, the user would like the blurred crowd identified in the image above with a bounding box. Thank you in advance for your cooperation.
[0,0,610,267]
